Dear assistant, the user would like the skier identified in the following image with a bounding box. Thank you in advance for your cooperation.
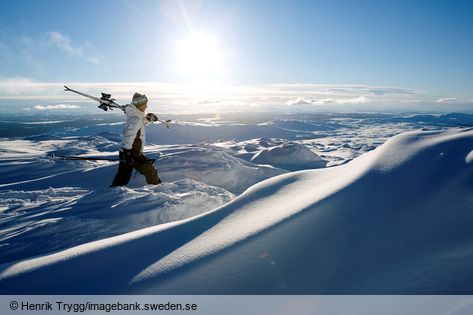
[110,93,161,187]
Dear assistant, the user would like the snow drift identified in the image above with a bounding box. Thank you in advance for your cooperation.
[1,128,472,294]
[0,180,234,264]
[251,141,327,170]
[156,145,286,194]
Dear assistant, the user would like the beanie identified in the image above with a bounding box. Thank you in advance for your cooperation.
[132,93,148,107]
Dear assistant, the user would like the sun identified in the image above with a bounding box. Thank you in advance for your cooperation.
[177,33,224,79]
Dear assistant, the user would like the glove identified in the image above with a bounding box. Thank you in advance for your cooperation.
[145,113,158,124]
[121,149,134,166]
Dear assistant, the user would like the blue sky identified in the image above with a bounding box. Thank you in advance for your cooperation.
[0,0,472,113]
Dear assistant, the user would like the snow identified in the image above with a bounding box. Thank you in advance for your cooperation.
[1,122,472,294]
[157,144,285,194]
[250,141,327,171]
[466,150,473,163]
[0,180,233,264]
[1,112,473,294]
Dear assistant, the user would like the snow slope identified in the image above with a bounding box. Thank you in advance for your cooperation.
[1,128,472,294]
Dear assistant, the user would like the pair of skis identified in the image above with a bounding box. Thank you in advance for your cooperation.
[64,86,171,129]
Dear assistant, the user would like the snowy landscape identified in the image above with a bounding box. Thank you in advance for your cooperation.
[1,4,473,315]
[1,111,472,293]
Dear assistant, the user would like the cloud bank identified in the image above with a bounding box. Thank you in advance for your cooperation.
[0,78,471,114]
[287,96,370,106]
[436,98,458,103]
[33,104,81,110]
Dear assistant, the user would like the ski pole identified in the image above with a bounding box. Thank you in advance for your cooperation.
[156,118,172,129]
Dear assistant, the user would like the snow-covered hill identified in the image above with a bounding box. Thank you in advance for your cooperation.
[1,128,472,294]
[251,141,327,170]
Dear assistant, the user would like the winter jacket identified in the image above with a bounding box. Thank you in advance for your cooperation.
[120,104,146,153]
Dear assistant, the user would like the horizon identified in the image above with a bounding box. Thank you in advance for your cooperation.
[1,0,473,114]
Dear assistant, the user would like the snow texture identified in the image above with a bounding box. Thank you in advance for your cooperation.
[0,180,233,263]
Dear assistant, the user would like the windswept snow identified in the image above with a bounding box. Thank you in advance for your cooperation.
[0,180,233,264]
[1,127,472,294]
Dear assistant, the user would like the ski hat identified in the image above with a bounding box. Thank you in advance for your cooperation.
[132,93,148,107]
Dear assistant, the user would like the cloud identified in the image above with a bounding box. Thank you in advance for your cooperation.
[270,84,419,98]
[1,31,103,69]
[47,31,82,56]
[33,104,81,110]
[335,96,370,104]
[198,99,221,105]
[0,79,169,100]
[85,56,101,64]
[287,96,370,106]
[0,77,50,95]
[367,87,418,96]
[46,31,103,64]
[1,78,470,114]
[436,97,458,103]
[286,97,313,106]
[310,98,335,105]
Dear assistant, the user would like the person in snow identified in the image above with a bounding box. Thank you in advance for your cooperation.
[110,93,161,187]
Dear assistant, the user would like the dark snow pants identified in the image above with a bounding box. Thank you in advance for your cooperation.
[110,153,161,187]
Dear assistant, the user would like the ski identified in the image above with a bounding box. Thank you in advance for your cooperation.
[64,85,125,112]
[64,85,172,128]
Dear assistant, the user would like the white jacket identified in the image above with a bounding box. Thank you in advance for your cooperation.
[120,104,146,152]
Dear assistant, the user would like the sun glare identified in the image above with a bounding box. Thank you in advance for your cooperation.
[177,33,224,79]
